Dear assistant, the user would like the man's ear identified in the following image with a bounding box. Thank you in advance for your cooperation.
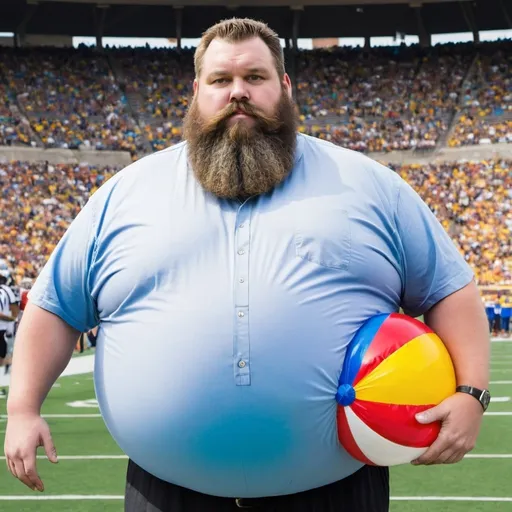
[282,73,292,99]
[193,78,199,96]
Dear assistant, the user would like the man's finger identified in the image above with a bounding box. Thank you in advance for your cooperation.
[42,432,58,464]
[411,435,451,465]
[12,457,36,491]
[7,458,18,479]
[22,454,44,492]
[444,451,465,464]
[425,447,455,465]
[415,403,449,425]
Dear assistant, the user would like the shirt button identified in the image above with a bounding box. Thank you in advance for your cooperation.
[238,249,245,255]
[238,360,246,368]
[239,224,245,229]
[239,278,245,283]
[237,311,245,317]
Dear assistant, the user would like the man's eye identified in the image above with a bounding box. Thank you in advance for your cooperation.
[213,78,229,84]
[248,75,263,82]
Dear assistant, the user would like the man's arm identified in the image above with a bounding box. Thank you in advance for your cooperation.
[10,303,20,320]
[4,303,80,491]
[424,279,489,390]
[7,302,80,415]
[412,279,490,465]
[388,172,488,465]
[4,169,118,492]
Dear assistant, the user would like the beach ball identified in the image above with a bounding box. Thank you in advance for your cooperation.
[336,313,456,466]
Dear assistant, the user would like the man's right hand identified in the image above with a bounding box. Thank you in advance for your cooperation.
[4,412,59,492]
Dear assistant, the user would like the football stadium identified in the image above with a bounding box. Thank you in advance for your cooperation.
[0,0,511,510]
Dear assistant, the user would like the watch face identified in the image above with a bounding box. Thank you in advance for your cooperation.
[481,390,491,410]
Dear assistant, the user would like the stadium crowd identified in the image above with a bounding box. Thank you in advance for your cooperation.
[0,160,119,283]
[393,158,511,286]
[0,40,510,301]
[0,47,146,154]
[0,40,510,156]
[0,158,509,288]
[449,40,511,147]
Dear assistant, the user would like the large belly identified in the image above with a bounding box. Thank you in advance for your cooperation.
[93,288,364,497]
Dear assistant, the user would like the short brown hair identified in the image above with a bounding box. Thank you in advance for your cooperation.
[194,18,285,79]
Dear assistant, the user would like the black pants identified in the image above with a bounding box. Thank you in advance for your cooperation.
[125,459,389,511]
[0,330,7,359]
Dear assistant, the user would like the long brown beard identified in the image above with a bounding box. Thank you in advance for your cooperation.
[183,91,299,199]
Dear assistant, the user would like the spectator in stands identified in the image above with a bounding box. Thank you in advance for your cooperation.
[0,47,145,156]
[1,156,510,288]
[449,42,511,147]
[392,159,511,287]
[1,39,511,157]
[0,160,120,283]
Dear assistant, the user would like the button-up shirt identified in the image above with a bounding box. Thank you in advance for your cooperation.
[29,133,474,497]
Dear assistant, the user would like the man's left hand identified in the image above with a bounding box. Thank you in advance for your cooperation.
[411,392,484,465]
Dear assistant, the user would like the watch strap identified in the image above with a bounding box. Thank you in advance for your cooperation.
[456,385,489,410]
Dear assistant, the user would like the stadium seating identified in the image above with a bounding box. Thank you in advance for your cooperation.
[449,40,512,146]
[393,159,511,286]
[0,160,119,283]
[0,41,510,287]
[0,159,509,286]
[0,47,145,154]
[0,40,510,157]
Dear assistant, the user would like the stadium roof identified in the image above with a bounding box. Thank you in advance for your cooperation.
[2,0,510,39]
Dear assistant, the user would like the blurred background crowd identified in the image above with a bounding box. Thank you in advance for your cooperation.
[0,39,510,319]
[0,40,510,157]
[0,158,509,287]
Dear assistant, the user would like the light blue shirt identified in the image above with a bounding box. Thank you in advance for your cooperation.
[29,134,474,497]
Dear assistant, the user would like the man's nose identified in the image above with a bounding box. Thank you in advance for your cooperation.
[229,78,250,103]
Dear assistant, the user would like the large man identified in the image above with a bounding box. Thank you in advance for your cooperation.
[5,18,490,512]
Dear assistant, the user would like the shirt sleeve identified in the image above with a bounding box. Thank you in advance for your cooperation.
[394,176,475,318]
[28,192,103,333]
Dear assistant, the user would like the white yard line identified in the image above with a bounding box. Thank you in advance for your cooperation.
[1,454,511,461]
[0,355,95,388]
[465,454,512,458]
[0,495,124,501]
[391,497,512,502]
[1,495,512,502]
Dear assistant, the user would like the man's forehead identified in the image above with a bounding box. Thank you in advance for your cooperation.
[202,37,274,73]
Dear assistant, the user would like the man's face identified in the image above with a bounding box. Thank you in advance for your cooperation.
[183,37,299,200]
[194,37,292,129]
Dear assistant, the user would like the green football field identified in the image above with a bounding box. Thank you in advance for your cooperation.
[1,341,511,512]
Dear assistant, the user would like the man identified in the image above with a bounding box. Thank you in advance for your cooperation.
[5,18,490,512]
[0,270,18,395]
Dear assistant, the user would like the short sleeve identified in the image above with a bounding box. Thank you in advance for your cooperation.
[28,194,101,333]
[394,178,474,317]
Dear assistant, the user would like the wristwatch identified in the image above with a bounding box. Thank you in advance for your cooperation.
[456,385,491,412]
